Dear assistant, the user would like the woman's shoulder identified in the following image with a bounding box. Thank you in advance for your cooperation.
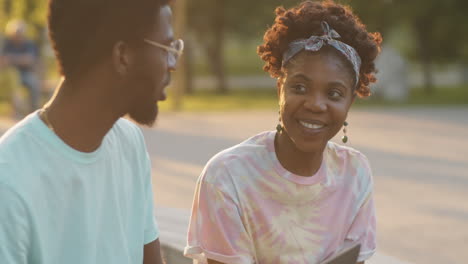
[325,141,373,186]
[209,131,273,163]
[326,141,370,166]
[200,131,275,183]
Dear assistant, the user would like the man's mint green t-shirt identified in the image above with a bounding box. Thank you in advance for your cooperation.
[0,112,159,263]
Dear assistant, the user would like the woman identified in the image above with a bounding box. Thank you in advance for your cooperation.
[184,1,382,263]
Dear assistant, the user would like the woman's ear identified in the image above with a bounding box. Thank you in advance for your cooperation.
[277,75,285,99]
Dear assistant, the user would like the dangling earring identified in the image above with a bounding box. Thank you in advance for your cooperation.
[276,110,283,133]
[342,121,348,143]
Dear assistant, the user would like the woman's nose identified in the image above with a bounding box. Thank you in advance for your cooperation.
[303,94,327,112]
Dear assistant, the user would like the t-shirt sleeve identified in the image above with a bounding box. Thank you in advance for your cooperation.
[0,184,30,263]
[130,122,159,245]
[184,164,255,264]
[345,155,377,262]
[143,151,159,245]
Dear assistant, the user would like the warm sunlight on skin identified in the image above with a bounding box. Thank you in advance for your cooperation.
[277,48,355,155]
[273,48,356,177]
[202,50,362,264]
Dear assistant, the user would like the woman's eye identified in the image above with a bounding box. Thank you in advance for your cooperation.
[329,90,343,98]
[292,84,307,94]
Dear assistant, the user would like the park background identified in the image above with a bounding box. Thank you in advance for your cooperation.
[0,0,467,112]
[0,1,467,264]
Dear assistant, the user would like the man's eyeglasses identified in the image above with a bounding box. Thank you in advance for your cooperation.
[143,38,184,65]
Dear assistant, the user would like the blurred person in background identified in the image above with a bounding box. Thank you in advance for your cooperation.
[185,1,382,263]
[0,0,183,263]
[0,19,40,114]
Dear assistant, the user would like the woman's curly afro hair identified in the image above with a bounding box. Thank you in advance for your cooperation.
[257,0,382,97]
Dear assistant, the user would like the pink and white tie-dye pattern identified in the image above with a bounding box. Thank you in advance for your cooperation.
[184,131,376,264]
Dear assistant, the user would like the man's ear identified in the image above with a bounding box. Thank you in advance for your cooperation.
[112,41,133,76]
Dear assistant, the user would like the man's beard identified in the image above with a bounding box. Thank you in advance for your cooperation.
[128,101,158,127]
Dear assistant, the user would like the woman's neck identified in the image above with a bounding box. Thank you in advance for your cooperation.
[274,131,324,177]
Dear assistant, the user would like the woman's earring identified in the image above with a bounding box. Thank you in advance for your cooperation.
[342,121,349,143]
[276,110,283,133]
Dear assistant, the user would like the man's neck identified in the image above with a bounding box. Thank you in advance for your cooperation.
[42,78,125,153]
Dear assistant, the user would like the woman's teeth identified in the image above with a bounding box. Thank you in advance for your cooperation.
[299,121,324,129]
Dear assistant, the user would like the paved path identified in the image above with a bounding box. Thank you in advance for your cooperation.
[1,107,467,263]
[142,107,468,264]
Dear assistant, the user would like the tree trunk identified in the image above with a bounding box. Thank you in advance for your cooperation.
[210,0,227,94]
[461,63,468,84]
[183,37,194,94]
[414,19,434,94]
[172,0,188,110]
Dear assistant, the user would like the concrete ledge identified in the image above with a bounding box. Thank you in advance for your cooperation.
[156,207,192,264]
[155,207,412,264]
[161,243,192,264]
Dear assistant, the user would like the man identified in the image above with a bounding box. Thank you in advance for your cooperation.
[0,0,183,263]
[1,20,40,113]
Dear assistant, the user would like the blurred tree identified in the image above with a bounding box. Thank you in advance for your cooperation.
[1,0,49,97]
[179,0,468,94]
[171,0,187,110]
[394,0,468,93]
[0,0,48,44]
[188,0,227,93]
[343,0,394,35]
[187,0,287,93]
[349,0,468,93]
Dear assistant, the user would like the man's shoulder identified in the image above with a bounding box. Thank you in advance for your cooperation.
[0,114,38,156]
[113,117,142,136]
[108,118,149,165]
[0,115,42,180]
[110,118,145,145]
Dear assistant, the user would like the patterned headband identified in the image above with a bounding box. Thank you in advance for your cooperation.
[282,21,362,87]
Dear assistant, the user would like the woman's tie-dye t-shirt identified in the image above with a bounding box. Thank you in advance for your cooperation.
[185,131,376,264]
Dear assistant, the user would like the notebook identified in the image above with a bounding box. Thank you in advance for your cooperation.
[319,243,361,264]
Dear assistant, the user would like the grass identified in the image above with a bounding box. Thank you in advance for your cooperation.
[192,38,265,77]
[0,84,466,117]
[355,85,468,107]
[159,88,278,112]
[160,84,468,112]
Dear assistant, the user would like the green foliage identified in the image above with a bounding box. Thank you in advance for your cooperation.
[0,0,47,40]
[158,84,468,112]
[0,67,19,100]
[160,87,277,112]
[356,85,468,107]
[188,0,285,40]
[189,0,468,64]
[348,0,468,64]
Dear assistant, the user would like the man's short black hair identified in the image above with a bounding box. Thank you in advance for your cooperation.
[48,0,170,79]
